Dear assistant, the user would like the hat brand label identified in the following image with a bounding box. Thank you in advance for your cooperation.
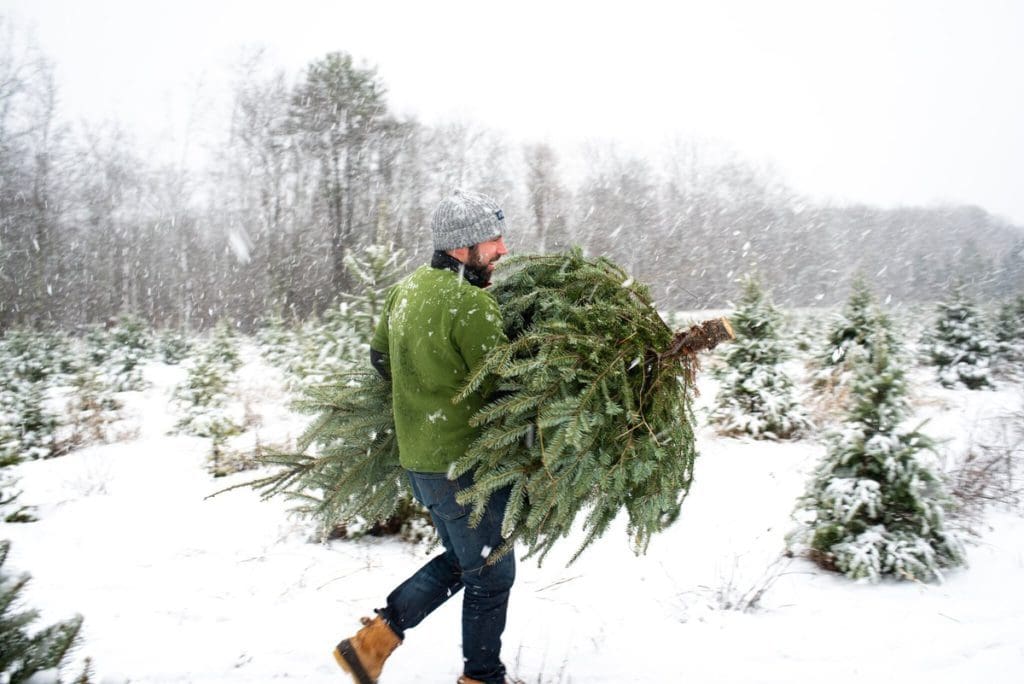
[495,210,505,221]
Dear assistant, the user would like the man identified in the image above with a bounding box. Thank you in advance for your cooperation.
[333,189,515,684]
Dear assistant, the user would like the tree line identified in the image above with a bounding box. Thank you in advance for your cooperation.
[2,17,1022,333]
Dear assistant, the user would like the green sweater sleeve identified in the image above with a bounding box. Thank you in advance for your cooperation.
[371,286,395,354]
[452,289,507,387]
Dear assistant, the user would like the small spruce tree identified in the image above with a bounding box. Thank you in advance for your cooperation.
[820,275,897,368]
[65,365,122,450]
[0,540,87,682]
[5,382,59,461]
[709,276,811,440]
[791,333,964,582]
[209,320,242,373]
[173,345,243,473]
[925,282,994,389]
[255,315,295,369]
[992,294,1024,374]
[104,314,152,391]
[1,428,35,522]
[157,329,192,365]
[340,242,409,350]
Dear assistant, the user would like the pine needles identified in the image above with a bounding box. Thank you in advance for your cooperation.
[450,249,698,564]
[247,249,700,564]
[241,371,410,537]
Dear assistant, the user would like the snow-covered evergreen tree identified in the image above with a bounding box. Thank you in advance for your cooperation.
[0,540,87,682]
[94,315,152,392]
[924,282,993,389]
[0,331,61,463]
[710,276,810,440]
[65,364,122,449]
[1,381,59,462]
[791,333,964,582]
[255,315,295,369]
[0,425,34,523]
[992,294,1024,374]
[172,344,243,471]
[820,276,897,369]
[285,313,360,386]
[284,243,408,387]
[340,242,408,350]
[157,329,192,365]
[209,320,242,373]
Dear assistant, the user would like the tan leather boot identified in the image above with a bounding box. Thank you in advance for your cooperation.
[333,616,402,684]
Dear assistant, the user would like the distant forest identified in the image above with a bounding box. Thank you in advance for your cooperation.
[2,19,1022,332]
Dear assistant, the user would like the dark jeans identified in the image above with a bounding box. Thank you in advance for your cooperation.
[378,469,515,684]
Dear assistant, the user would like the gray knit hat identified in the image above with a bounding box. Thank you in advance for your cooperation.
[431,189,506,251]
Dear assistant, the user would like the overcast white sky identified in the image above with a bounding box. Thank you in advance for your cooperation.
[3,0,1024,224]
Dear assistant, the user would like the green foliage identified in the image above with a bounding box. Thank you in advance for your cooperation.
[64,365,122,450]
[0,381,58,462]
[340,242,408,347]
[792,333,965,582]
[709,276,810,440]
[925,282,993,389]
[0,328,74,385]
[255,315,295,368]
[173,344,243,470]
[157,329,192,365]
[209,320,242,373]
[273,242,407,388]
[820,275,897,368]
[992,294,1024,373]
[451,249,698,564]
[84,315,152,391]
[242,372,410,540]
[0,540,87,683]
[243,242,424,538]
[109,313,150,354]
[1,430,35,520]
[247,250,700,563]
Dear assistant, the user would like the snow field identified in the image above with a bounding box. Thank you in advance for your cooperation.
[2,350,1023,682]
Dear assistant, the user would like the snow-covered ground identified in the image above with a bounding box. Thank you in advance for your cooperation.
[3,351,1023,683]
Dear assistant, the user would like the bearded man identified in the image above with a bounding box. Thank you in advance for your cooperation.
[334,189,516,684]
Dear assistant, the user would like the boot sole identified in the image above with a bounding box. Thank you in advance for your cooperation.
[333,640,374,684]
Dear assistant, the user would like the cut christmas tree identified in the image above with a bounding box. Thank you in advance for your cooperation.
[245,249,732,564]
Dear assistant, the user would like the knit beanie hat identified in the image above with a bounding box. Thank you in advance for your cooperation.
[431,189,506,251]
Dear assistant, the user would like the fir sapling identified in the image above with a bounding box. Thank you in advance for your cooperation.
[209,320,242,373]
[240,242,425,539]
[172,343,244,472]
[0,540,89,682]
[810,278,898,423]
[104,314,153,391]
[790,333,965,582]
[255,315,295,369]
[991,294,1024,375]
[157,329,192,365]
[64,364,122,450]
[924,282,994,389]
[709,275,811,440]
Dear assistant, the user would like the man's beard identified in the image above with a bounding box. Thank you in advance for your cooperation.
[467,245,498,285]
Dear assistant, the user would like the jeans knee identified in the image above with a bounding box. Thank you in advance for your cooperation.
[466,552,515,593]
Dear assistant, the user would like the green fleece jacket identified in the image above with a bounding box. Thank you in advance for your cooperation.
[371,265,507,473]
